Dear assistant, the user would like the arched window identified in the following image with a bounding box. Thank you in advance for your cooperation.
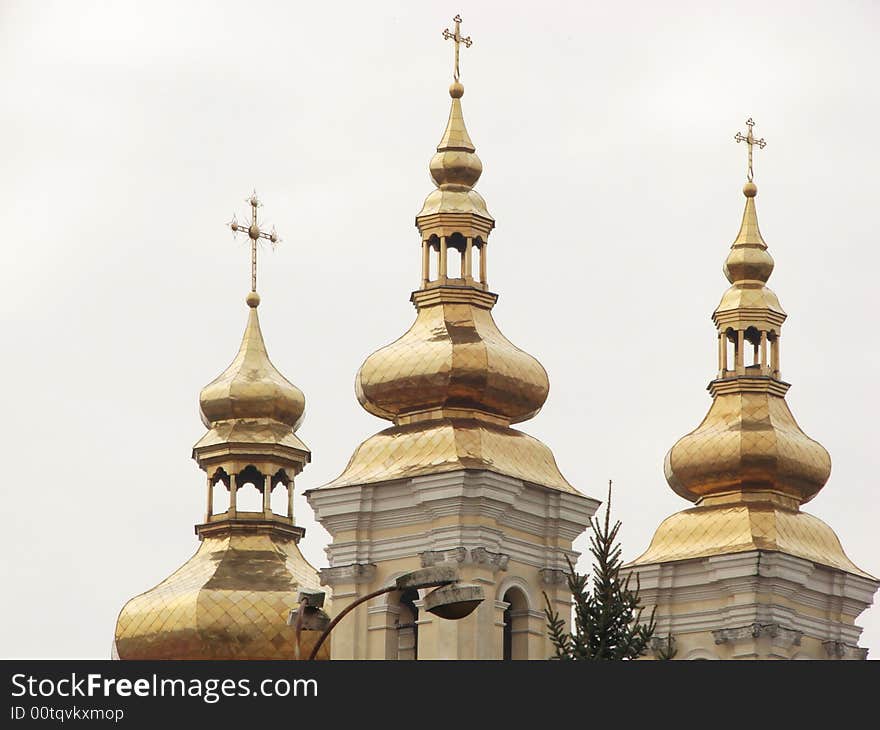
[427,235,440,281]
[211,469,230,515]
[472,237,483,283]
[447,232,467,280]
[235,465,264,513]
[270,470,290,517]
[502,587,529,660]
[744,326,761,369]
[724,328,737,373]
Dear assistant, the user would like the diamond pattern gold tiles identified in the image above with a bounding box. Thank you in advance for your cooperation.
[640,182,872,583]
[322,418,577,493]
[628,501,873,579]
[666,389,831,504]
[357,290,549,427]
[115,533,330,660]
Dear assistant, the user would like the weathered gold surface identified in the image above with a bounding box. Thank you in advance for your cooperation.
[357,288,549,426]
[632,133,868,579]
[318,32,578,497]
[115,532,330,659]
[629,499,872,578]
[116,202,324,659]
[665,386,831,504]
[715,192,784,325]
[325,418,576,493]
[197,303,307,437]
[666,177,828,505]
[418,91,493,225]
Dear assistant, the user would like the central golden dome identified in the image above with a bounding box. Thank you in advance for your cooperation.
[318,74,577,495]
[356,289,549,426]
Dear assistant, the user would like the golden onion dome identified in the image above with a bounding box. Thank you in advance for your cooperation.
[716,183,784,317]
[114,532,331,660]
[418,82,493,223]
[428,83,483,188]
[355,289,549,426]
[199,294,305,431]
[628,492,872,577]
[664,180,830,506]
[664,390,831,505]
[722,182,775,284]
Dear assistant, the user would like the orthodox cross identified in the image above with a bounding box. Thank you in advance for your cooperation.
[442,14,472,82]
[734,118,767,182]
[229,191,280,293]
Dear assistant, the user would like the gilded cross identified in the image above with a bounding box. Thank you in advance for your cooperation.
[734,118,767,182]
[229,191,280,293]
[442,14,472,82]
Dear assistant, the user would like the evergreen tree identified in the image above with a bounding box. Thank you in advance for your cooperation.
[544,481,656,660]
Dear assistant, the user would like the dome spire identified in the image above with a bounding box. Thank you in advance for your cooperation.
[627,121,874,603]
[660,120,830,509]
[193,192,309,535]
[115,192,325,661]
[417,14,494,289]
[320,18,577,494]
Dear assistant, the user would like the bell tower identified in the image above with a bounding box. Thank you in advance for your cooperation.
[307,16,598,660]
[114,194,328,660]
[624,122,878,660]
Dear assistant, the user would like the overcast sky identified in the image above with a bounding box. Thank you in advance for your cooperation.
[1,0,878,659]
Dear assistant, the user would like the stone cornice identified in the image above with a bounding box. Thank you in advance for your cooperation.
[319,563,377,587]
[823,641,869,660]
[624,551,875,648]
[307,470,596,544]
[713,622,803,649]
[420,546,510,572]
[326,523,580,570]
[539,568,569,586]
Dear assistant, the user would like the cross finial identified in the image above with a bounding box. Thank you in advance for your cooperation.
[734,118,767,183]
[442,14,472,82]
[228,190,281,295]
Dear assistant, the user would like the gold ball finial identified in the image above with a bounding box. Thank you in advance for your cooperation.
[449,82,464,99]
[743,181,758,197]
[246,291,261,308]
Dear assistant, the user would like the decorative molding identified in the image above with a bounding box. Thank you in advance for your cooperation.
[420,547,467,566]
[308,470,597,547]
[539,568,568,586]
[419,546,509,572]
[626,551,875,649]
[713,622,802,648]
[319,563,377,587]
[650,635,677,660]
[823,641,868,660]
[471,547,509,571]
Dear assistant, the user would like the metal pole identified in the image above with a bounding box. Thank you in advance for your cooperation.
[308,585,396,661]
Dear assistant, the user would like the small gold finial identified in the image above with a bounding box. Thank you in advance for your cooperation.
[442,14,472,84]
[228,190,281,296]
[734,118,767,184]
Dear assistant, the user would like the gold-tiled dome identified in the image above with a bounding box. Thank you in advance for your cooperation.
[665,387,831,504]
[356,289,549,426]
[116,276,321,660]
[319,73,577,496]
[114,532,329,660]
[663,182,829,506]
[199,297,306,431]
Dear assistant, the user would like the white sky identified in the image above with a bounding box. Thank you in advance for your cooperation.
[1,0,877,659]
